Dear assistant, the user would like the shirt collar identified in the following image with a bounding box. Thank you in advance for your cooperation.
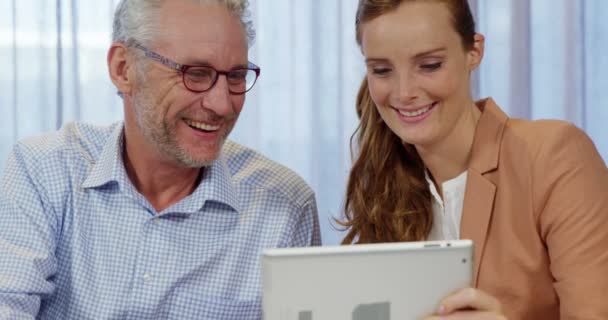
[424,169,468,205]
[173,154,241,214]
[425,170,443,205]
[82,123,125,189]
[82,124,240,214]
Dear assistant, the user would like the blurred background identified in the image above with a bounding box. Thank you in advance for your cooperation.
[1,0,606,244]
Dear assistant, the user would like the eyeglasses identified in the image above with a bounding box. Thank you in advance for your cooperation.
[131,41,260,95]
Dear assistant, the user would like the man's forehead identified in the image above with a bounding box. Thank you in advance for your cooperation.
[157,1,246,47]
[153,0,247,62]
[158,0,241,29]
[163,30,247,48]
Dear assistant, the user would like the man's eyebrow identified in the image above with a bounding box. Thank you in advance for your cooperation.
[181,58,212,66]
[183,59,249,70]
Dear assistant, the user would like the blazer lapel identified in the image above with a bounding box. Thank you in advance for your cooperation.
[461,98,508,286]
[462,171,496,285]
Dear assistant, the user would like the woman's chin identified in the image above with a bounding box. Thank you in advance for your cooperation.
[398,130,437,148]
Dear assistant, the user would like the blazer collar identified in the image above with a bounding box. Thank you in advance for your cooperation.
[468,98,509,174]
[461,98,508,286]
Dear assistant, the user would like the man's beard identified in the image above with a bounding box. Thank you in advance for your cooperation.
[132,89,231,168]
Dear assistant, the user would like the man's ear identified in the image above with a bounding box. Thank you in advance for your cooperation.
[107,42,134,96]
[467,33,485,72]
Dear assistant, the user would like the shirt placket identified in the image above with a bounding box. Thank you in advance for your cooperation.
[124,216,164,319]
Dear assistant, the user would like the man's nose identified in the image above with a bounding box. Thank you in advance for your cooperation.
[200,75,236,116]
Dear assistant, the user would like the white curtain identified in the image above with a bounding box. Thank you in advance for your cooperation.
[1,0,607,244]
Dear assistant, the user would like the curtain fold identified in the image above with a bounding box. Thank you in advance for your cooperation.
[56,0,64,129]
[1,0,606,244]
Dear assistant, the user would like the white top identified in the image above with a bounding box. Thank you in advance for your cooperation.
[426,170,468,240]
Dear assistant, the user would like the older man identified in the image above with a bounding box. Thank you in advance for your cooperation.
[0,0,320,319]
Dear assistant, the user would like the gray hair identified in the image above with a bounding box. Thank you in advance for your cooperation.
[112,0,255,48]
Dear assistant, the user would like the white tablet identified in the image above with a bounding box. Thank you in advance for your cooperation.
[262,240,473,320]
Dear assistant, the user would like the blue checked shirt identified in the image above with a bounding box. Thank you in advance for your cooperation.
[0,122,321,320]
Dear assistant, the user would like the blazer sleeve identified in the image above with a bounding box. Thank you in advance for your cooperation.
[534,123,608,320]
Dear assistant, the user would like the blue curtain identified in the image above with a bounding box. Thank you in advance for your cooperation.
[1,0,606,244]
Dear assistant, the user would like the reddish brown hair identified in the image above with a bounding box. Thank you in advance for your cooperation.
[340,0,476,244]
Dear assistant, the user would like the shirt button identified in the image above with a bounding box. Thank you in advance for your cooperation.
[143,273,152,281]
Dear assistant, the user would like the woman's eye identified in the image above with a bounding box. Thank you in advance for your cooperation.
[371,67,392,75]
[420,62,442,71]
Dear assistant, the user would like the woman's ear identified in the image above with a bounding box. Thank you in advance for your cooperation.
[107,42,134,96]
[467,33,485,71]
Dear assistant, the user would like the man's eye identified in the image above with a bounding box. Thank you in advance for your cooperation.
[186,68,214,79]
[227,70,248,81]
[421,62,442,71]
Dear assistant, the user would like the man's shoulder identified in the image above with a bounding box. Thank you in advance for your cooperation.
[221,140,314,207]
[13,122,120,170]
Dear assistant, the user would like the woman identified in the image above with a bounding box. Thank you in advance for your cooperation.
[340,0,608,319]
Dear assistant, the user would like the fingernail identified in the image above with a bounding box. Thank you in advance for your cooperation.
[437,304,446,315]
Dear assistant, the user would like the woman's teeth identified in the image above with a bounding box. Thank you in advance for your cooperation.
[398,103,434,117]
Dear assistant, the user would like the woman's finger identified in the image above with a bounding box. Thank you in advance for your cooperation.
[427,310,507,320]
[436,288,502,315]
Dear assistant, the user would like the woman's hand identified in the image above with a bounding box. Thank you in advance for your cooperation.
[425,288,507,320]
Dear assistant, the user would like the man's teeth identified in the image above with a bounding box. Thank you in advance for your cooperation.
[184,119,220,131]
[398,104,433,117]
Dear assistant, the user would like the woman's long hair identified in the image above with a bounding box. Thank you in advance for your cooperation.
[339,0,476,244]
[340,78,432,243]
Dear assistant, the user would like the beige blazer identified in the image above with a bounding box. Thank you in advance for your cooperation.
[461,98,608,320]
